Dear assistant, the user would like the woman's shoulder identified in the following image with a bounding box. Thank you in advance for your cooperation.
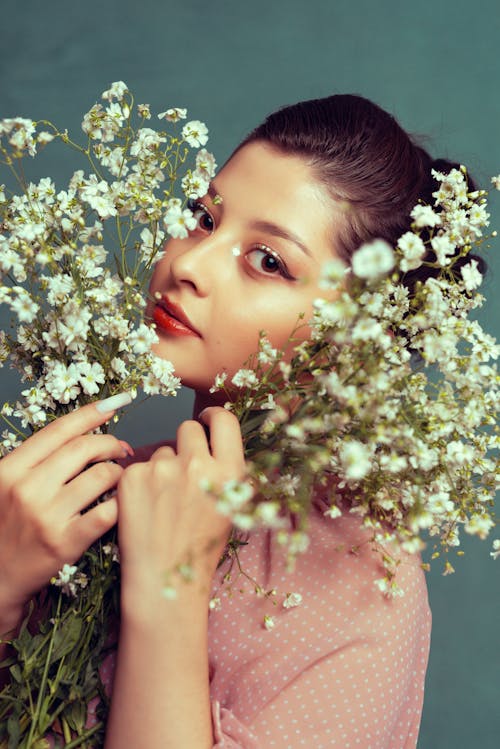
[213,503,430,636]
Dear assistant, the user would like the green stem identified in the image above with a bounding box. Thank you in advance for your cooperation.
[63,721,103,748]
[25,595,62,748]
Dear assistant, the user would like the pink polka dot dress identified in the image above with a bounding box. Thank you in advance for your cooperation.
[49,501,431,748]
[207,505,431,748]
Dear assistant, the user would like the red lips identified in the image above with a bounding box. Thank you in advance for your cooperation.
[152,296,201,338]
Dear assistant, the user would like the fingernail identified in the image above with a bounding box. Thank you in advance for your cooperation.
[96,392,133,413]
[118,440,135,457]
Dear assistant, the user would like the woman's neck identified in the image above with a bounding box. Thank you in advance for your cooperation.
[192,390,228,419]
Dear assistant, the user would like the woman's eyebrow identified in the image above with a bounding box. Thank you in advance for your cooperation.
[250,220,312,257]
[206,183,311,258]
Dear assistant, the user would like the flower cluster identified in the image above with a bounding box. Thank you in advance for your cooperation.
[0,83,215,748]
[0,82,216,452]
[213,166,499,594]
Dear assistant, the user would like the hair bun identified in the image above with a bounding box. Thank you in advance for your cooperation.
[430,157,461,174]
[430,158,477,191]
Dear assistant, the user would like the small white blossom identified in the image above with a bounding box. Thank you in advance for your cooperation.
[460,260,483,291]
[209,372,228,393]
[51,564,87,596]
[283,592,302,609]
[216,479,254,514]
[351,240,395,280]
[158,108,187,122]
[78,361,106,396]
[101,81,128,101]
[195,148,217,179]
[397,232,427,271]
[465,514,494,539]
[410,204,441,228]
[263,615,276,631]
[490,540,500,560]
[231,369,259,388]
[163,204,197,239]
[182,120,209,147]
[431,234,456,266]
[340,440,372,480]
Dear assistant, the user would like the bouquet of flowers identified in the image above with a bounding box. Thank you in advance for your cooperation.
[0,82,498,746]
[0,82,216,748]
[219,172,499,594]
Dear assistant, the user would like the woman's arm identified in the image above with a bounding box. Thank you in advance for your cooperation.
[105,575,214,748]
[104,408,244,749]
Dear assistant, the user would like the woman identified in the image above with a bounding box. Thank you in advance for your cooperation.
[1,94,461,748]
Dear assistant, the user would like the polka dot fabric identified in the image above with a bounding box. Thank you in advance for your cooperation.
[208,507,431,748]
[45,504,430,748]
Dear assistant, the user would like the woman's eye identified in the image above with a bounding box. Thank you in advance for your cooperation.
[246,246,295,280]
[187,199,214,232]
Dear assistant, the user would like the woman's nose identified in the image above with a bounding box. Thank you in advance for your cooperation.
[168,233,233,296]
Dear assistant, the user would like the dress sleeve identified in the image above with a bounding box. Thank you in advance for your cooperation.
[207,513,431,749]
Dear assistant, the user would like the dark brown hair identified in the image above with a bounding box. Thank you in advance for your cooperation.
[238,94,485,284]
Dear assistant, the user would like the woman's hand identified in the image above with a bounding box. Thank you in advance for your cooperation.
[0,399,129,625]
[116,407,246,615]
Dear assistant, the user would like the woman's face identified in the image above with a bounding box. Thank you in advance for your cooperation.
[147,141,342,393]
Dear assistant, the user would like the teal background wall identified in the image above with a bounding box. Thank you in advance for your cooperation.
[1,1,499,746]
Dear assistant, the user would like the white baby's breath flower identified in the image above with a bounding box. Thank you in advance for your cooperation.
[490,540,500,560]
[182,120,209,147]
[103,543,120,562]
[78,362,106,396]
[181,170,210,199]
[101,81,128,101]
[195,148,217,179]
[137,103,151,119]
[351,240,395,280]
[283,592,302,609]
[431,234,456,266]
[231,369,258,388]
[464,514,494,539]
[263,615,276,631]
[255,501,282,526]
[158,108,187,122]
[209,372,228,393]
[460,259,483,291]
[319,258,348,289]
[397,232,427,271]
[339,440,372,480]
[410,204,441,228]
[216,479,254,514]
[51,563,87,597]
[9,289,39,323]
[324,503,342,519]
[163,204,197,239]
[374,576,405,598]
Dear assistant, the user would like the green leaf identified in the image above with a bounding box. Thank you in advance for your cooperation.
[6,713,20,749]
[51,618,82,663]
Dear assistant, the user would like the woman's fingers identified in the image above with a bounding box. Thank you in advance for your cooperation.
[175,419,210,459]
[0,394,132,473]
[66,494,119,559]
[150,445,176,461]
[35,434,128,489]
[199,407,245,467]
[60,461,123,517]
